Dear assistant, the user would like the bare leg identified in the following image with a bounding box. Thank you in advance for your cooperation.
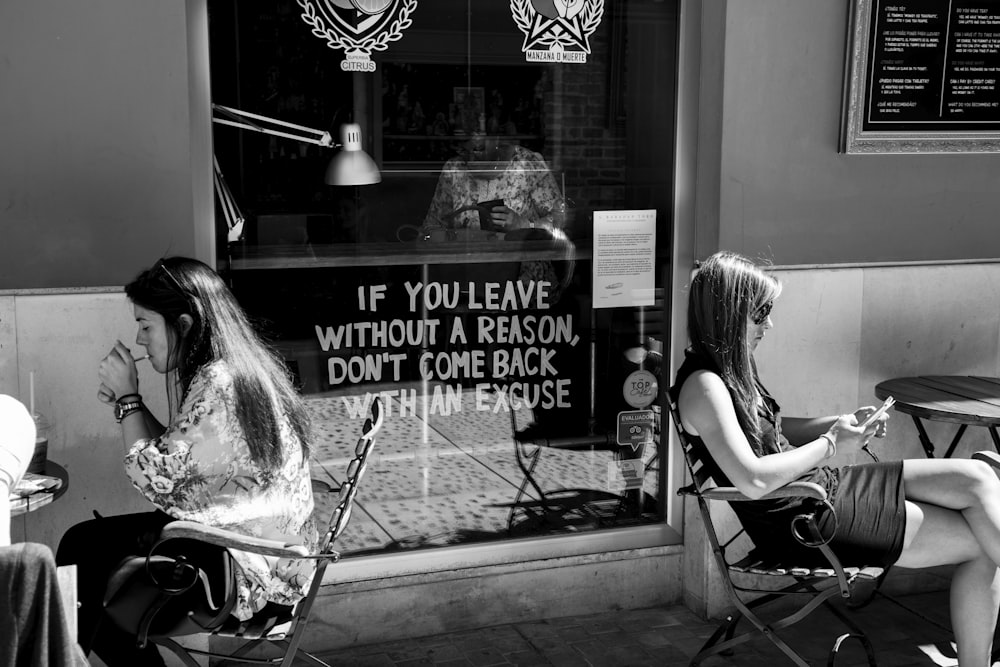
[902,458,1000,567]
[952,555,1000,666]
[896,459,1000,666]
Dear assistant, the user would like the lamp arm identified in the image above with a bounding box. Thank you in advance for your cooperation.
[210,105,380,244]
[212,104,335,147]
[213,155,245,243]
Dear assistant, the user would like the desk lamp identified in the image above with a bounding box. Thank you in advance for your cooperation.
[212,103,381,243]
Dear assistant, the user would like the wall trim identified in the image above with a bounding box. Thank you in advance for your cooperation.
[0,286,123,297]
[324,524,682,585]
[326,543,684,595]
[769,258,1000,271]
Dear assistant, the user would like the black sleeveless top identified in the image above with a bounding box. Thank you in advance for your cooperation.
[670,349,839,559]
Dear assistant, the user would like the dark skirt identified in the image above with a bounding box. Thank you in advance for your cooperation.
[823,460,906,567]
[737,460,906,568]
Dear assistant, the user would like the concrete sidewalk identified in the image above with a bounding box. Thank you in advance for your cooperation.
[318,590,983,667]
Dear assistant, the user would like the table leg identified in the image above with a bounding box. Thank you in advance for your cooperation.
[914,418,992,459]
[942,424,968,459]
[911,416,936,458]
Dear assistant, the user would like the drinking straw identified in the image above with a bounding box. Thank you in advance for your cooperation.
[29,371,35,416]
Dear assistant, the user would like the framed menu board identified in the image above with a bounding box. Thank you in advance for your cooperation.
[841,0,1000,153]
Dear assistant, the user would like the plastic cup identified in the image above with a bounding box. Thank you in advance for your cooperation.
[28,413,51,475]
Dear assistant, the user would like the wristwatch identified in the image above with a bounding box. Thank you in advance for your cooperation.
[115,400,143,423]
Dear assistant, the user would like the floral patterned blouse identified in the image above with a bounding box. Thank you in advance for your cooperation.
[424,144,563,231]
[423,144,566,295]
[123,361,317,621]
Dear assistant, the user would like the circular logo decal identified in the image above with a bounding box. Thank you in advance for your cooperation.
[623,370,658,409]
[352,0,394,14]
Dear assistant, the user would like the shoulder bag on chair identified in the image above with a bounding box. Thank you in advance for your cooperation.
[103,537,237,648]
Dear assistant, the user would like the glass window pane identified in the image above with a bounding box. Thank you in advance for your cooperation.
[209,0,678,557]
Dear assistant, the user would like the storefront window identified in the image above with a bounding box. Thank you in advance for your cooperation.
[208,0,678,556]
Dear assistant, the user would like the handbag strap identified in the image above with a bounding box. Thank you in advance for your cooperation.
[145,540,200,595]
[132,537,235,646]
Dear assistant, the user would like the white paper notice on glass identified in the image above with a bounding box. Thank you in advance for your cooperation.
[592,209,656,309]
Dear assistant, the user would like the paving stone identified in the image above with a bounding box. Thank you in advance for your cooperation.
[629,628,678,648]
[394,658,436,667]
[490,638,534,654]
[574,617,624,636]
[539,650,590,667]
[502,651,550,667]
[513,622,561,639]
[520,635,567,652]
[422,644,465,662]
[550,625,589,642]
[387,647,439,663]
[324,653,398,667]
[463,646,513,667]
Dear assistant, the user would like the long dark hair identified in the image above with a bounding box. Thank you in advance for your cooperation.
[125,257,309,468]
[687,251,781,451]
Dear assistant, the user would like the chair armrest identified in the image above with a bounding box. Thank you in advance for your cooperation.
[159,521,311,559]
[693,480,828,502]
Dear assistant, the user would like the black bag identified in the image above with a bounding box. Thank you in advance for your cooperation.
[103,538,237,647]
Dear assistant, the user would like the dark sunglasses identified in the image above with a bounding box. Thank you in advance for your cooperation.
[157,260,189,298]
[751,300,773,325]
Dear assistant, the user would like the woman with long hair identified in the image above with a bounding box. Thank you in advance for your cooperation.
[672,250,1000,666]
[57,257,316,667]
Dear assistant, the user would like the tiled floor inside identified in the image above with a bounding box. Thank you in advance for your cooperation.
[316,590,997,667]
[304,386,660,555]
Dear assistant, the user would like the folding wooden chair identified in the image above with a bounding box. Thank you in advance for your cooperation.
[668,397,947,666]
[123,396,384,667]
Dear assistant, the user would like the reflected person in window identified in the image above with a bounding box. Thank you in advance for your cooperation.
[424,133,564,235]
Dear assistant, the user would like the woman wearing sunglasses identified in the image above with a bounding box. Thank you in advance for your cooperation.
[57,257,316,667]
[672,251,1000,665]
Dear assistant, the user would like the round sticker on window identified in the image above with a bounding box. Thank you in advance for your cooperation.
[623,369,658,409]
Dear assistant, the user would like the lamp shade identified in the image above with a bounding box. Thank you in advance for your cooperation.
[325,123,381,186]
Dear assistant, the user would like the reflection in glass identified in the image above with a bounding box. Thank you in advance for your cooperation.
[209,0,678,556]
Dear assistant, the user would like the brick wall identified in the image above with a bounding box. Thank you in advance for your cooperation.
[542,14,628,231]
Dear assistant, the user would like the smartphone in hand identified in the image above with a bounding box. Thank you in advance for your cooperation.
[861,396,895,430]
[476,199,504,231]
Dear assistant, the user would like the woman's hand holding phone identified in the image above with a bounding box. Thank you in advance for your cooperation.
[859,396,895,432]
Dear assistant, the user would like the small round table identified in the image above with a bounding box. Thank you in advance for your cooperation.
[874,376,1000,458]
[10,461,69,516]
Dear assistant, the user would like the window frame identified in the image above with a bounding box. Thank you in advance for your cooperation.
[192,0,696,565]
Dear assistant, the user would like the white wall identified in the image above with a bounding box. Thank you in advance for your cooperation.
[695,0,1000,266]
[760,264,1000,461]
[4,290,168,548]
[0,0,214,289]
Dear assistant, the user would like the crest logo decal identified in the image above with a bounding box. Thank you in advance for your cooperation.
[297,0,417,72]
[510,0,604,64]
